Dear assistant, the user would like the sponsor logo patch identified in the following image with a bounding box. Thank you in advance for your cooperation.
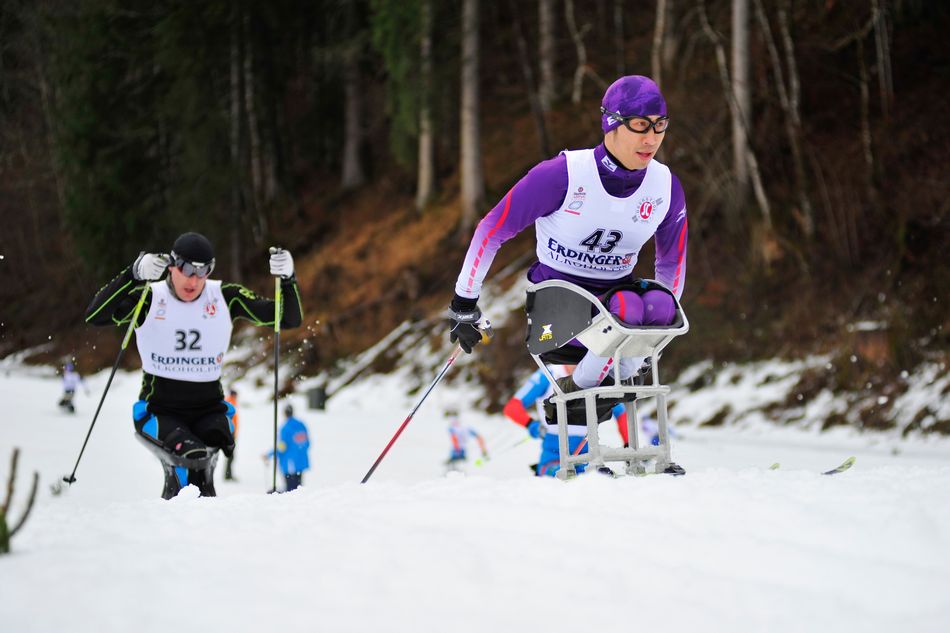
[634,196,664,221]
[564,186,587,215]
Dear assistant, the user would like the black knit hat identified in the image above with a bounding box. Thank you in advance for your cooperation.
[171,232,214,264]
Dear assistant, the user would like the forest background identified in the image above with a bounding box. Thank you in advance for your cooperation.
[0,0,946,432]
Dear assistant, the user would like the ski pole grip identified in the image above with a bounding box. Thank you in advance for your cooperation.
[478,319,494,344]
[274,277,282,334]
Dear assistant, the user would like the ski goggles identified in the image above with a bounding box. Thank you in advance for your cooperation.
[601,108,670,134]
[170,252,215,278]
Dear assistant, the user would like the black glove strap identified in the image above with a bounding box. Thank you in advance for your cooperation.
[447,297,481,325]
[450,293,479,314]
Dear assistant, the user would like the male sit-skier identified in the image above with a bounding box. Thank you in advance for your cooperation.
[85,232,303,498]
[447,75,688,474]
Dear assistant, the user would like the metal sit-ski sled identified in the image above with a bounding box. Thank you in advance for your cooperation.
[525,279,689,480]
[134,433,220,499]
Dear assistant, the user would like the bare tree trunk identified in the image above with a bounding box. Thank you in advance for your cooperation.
[829,10,878,229]
[341,46,365,190]
[662,0,678,71]
[510,0,551,158]
[698,0,772,230]
[871,0,893,120]
[229,9,243,281]
[857,38,878,209]
[566,0,607,103]
[754,0,814,238]
[731,0,751,212]
[263,116,280,204]
[776,4,800,131]
[614,0,625,77]
[813,155,858,266]
[416,0,435,212]
[242,13,266,242]
[14,128,50,270]
[35,67,67,226]
[460,0,485,235]
[652,0,669,87]
[538,0,556,112]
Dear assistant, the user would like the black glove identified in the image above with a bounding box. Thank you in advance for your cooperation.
[448,294,482,354]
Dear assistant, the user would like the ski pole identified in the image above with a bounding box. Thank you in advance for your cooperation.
[475,436,529,466]
[63,284,151,485]
[361,321,493,483]
[269,247,282,494]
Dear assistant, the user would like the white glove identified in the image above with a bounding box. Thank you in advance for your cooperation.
[132,252,170,281]
[269,248,294,279]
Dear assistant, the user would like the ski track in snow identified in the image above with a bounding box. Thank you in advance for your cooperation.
[1,365,949,633]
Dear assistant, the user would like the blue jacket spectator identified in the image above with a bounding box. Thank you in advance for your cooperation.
[265,404,311,491]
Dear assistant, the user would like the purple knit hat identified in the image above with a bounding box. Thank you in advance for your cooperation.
[601,75,667,133]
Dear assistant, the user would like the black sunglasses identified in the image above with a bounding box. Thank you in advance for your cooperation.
[171,252,215,278]
[601,108,670,134]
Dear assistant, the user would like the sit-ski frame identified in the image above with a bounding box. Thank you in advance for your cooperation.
[524,280,689,479]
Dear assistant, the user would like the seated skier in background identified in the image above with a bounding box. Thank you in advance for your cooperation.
[447,75,688,470]
[503,365,632,476]
[58,361,88,414]
[445,410,489,472]
[84,231,303,498]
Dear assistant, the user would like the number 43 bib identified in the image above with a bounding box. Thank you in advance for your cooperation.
[534,148,672,281]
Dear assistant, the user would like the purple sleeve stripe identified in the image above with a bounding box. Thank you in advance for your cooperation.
[464,190,514,293]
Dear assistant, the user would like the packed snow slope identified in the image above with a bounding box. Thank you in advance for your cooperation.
[1,359,949,633]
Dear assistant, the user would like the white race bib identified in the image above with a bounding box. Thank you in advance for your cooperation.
[135,280,233,382]
[534,149,672,281]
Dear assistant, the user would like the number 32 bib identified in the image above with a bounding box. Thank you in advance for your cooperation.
[135,280,233,382]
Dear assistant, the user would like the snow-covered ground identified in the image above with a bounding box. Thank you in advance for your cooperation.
[1,357,949,633]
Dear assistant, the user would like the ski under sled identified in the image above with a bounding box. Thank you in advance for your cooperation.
[135,433,220,499]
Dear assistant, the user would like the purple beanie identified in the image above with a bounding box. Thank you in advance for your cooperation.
[601,75,667,133]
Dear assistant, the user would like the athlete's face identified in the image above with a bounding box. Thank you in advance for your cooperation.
[604,114,666,171]
[169,265,206,302]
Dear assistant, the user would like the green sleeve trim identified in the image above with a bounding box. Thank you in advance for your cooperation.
[289,282,304,321]
[222,281,303,327]
[229,295,271,326]
[111,283,149,326]
[223,284,272,326]
[85,279,133,323]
